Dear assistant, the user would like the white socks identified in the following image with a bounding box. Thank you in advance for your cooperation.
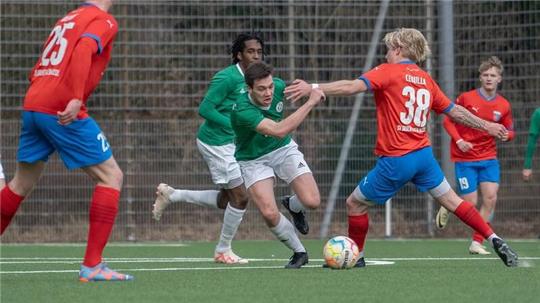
[215,204,246,253]
[288,195,305,213]
[270,213,305,253]
[169,189,219,208]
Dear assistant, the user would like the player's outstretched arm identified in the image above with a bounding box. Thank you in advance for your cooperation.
[446,104,508,140]
[285,79,366,102]
[256,88,325,138]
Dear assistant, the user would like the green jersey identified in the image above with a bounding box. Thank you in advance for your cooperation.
[231,78,291,161]
[197,64,247,146]
[524,107,540,169]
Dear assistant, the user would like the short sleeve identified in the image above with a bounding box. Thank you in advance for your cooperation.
[359,64,391,92]
[236,106,265,131]
[430,81,453,114]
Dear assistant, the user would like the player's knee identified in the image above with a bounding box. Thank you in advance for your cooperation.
[346,195,369,214]
[9,177,34,196]
[261,209,280,227]
[302,193,320,210]
[234,195,249,209]
[483,193,497,207]
[109,168,124,189]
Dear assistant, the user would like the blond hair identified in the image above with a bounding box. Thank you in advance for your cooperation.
[478,56,503,75]
[383,28,431,62]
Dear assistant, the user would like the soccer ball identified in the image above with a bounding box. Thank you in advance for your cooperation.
[323,236,360,269]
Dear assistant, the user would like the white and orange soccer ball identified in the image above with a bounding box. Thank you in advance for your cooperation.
[323,236,360,269]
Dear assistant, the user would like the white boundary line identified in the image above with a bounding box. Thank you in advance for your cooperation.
[1,256,539,262]
[0,243,190,247]
[1,239,538,247]
[0,260,395,274]
[1,257,538,274]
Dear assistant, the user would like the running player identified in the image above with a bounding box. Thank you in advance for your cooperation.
[522,107,540,181]
[152,33,263,264]
[0,0,133,281]
[285,28,518,267]
[435,57,515,255]
[231,62,325,268]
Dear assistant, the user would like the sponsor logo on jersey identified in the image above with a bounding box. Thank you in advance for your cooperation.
[493,110,502,122]
[276,101,283,113]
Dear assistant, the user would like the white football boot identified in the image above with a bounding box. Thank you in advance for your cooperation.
[152,183,174,221]
[435,206,450,229]
[469,241,491,255]
[214,250,249,264]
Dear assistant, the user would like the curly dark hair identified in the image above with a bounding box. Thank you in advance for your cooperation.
[230,32,265,64]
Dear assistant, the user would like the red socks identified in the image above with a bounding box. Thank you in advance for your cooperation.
[453,201,493,240]
[472,222,492,244]
[348,214,369,252]
[1,186,25,235]
[83,186,120,267]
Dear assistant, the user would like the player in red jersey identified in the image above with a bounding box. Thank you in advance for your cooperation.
[0,0,133,282]
[285,28,518,267]
[435,57,515,255]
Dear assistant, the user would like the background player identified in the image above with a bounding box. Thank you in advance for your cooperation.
[435,56,514,255]
[522,107,540,181]
[0,160,5,189]
[231,62,325,268]
[285,28,518,267]
[152,33,263,264]
[0,0,133,281]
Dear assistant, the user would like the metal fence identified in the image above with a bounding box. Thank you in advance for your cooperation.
[1,0,539,242]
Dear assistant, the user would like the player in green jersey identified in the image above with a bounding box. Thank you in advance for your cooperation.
[152,33,264,264]
[231,62,325,268]
[523,107,540,181]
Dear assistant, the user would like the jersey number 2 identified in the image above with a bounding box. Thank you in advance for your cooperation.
[400,86,431,127]
[41,22,75,66]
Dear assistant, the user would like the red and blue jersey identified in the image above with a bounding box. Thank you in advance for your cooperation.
[359,62,453,156]
[443,89,514,162]
[23,3,118,119]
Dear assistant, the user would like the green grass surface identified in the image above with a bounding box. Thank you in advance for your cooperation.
[1,239,539,303]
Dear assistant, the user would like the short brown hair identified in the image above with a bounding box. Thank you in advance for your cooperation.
[479,56,503,75]
[383,28,431,62]
[244,62,273,87]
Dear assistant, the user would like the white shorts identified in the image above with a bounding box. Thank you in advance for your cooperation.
[238,140,312,189]
[196,139,243,189]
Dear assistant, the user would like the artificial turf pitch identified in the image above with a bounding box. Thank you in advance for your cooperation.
[1,239,538,303]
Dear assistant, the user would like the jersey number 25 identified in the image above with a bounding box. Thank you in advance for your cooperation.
[41,22,75,67]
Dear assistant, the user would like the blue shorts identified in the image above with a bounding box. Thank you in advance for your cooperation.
[358,146,445,205]
[17,111,113,170]
[455,159,500,195]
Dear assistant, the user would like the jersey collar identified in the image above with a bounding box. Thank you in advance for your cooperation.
[477,88,497,101]
[398,60,415,64]
[81,2,97,8]
[236,63,244,77]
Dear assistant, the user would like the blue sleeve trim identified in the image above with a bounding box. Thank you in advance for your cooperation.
[442,102,455,113]
[358,76,372,92]
[81,33,103,54]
